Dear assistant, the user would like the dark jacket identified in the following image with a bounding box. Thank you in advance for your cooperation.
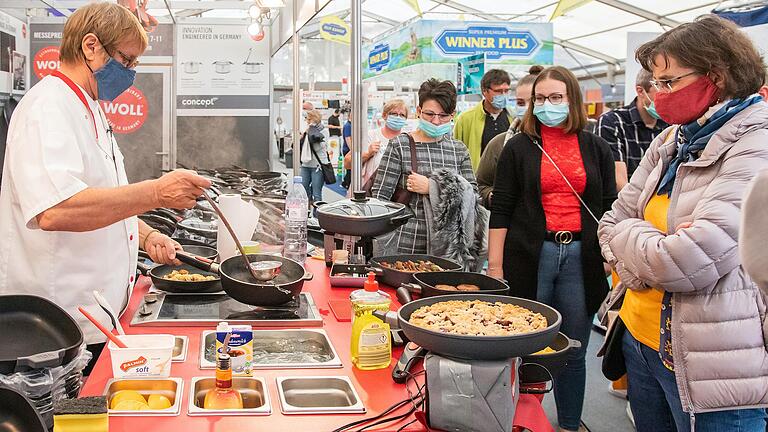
[489,130,617,315]
[476,117,521,208]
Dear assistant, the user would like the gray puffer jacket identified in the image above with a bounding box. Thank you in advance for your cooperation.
[598,101,768,414]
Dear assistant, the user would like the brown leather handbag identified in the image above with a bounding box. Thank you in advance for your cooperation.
[390,133,418,204]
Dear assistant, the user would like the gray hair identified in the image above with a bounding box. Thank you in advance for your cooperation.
[636,69,653,91]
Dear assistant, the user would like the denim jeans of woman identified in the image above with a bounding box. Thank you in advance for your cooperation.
[536,240,591,431]
[301,166,324,203]
[622,330,766,432]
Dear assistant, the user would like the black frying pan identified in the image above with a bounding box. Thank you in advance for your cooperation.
[137,251,222,294]
[177,253,312,306]
[520,332,582,386]
[396,271,510,303]
[378,294,561,360]
[0,386,46,432]
[368,255,461,288]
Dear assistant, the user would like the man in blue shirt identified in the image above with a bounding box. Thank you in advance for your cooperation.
[341,111,352,189]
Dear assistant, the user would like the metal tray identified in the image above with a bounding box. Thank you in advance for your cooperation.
[199,329,342,369]
[276,376,366,415]
[172,336,188,363]
[103,377,183,416]
[329,264,369,288]
[188,376,271,416]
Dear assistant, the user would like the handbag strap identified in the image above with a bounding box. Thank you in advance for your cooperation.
[308,138,325,165]
[405,133,419,174]
[532,135,601,225]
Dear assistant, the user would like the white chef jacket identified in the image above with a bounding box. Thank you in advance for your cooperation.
[0,75,139,344]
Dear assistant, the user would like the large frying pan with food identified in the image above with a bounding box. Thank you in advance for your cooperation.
[367,255,461,288]
[396,271,510,303]
[376,294,561,360]
[137,251,222,294]
[177,253,312,306]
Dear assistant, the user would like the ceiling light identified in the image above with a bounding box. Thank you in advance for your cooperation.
[256,0,285,7]
[248,21,262,36]
[248,4,261,18]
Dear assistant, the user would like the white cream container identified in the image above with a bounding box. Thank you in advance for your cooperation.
[108,334,175,378]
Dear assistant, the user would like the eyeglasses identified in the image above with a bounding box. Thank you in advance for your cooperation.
[420,110,453,122]
[650,71,697,92]
[110,48,139,69]
[533,93,565,106]
[388,112,407,118]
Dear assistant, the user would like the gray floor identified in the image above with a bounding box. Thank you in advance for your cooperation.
[541,330,635,432]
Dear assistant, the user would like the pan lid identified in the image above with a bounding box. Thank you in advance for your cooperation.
[178,211,218,234]
[317,192,405,219]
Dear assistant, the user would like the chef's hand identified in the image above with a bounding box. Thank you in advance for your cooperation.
[144,232,182,265]
[152,169,211,209]
[406,173,430,195]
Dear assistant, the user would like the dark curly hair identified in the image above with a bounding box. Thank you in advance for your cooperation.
[635,14,765,99]
[418,79,457,113]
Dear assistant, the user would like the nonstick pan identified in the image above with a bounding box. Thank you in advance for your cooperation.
[368,255,461,288]
[177,253,312,306]
[396,271,510,303]
[377,294,561,360]
[0,295,84,374]
[519,332,582,386]
[0,386,46,432]
[137,251,222,294]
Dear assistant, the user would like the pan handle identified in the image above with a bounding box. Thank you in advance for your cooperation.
[365,267,384,276]
[392,342,426,384]
[17,349,66,370]
[372,310,400,328]
[175,251,215,272]
[399,283,422,294]
[396,287,413,304]
[302,271,314,281]
[389,213,412,228]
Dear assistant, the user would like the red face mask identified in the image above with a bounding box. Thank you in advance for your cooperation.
[654,75,721,125]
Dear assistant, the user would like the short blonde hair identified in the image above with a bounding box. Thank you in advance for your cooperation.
[382,99,408,117]
[306,109,322,124]
[60,2,148,64]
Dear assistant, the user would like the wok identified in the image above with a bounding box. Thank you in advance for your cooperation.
[395,270,509,303]
[0,386,46,432]
[177,253,312,306]
[367,255,461,288]
[137,251,222,294]
[377,294,561,360]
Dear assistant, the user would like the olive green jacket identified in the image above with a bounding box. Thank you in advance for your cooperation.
[476,118,521,208]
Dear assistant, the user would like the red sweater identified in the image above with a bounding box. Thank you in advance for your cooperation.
[540,125,586,232]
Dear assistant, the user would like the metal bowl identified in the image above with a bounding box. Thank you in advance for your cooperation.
[249,260,283,282]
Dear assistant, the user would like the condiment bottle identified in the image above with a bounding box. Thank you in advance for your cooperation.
[203,352,244,410]
[350,273,392,370]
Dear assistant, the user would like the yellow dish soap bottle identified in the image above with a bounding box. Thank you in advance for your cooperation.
[350,273,392,370]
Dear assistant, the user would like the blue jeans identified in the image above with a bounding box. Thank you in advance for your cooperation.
[301,166,324,203]
[622,330,767,432]
[536,241,591,431]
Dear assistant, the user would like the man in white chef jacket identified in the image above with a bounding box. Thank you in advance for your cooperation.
[0,2,211,373]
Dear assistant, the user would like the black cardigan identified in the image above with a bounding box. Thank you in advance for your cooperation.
[489,130,617,315]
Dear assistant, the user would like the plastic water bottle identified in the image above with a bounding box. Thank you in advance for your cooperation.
[284,176,308,266]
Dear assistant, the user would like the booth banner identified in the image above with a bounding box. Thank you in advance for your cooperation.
[0,11,29,95]
[319,15,350,45]
[175,24,270,116]
[363,20,553,78]
[101,86,148,134]
[456,53,485,95]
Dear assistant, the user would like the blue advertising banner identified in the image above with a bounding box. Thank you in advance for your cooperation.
[368,43,391,72]
[457,53,485,95]
[435,26,539,60]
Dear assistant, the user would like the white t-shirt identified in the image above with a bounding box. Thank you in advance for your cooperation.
[0,75,138,344]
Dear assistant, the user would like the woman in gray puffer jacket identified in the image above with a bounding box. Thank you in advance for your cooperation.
[598,15,768,432]
[300,109,330,204]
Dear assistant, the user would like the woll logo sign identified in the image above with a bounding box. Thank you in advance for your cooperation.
[101,86,148,134]
[33,46,60,79]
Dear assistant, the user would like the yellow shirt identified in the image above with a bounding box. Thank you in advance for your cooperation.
[618,193,671,351]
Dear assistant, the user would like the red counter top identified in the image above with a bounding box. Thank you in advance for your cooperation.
[81,259,553,432]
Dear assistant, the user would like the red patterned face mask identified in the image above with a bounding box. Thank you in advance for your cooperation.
[654,75,721,125]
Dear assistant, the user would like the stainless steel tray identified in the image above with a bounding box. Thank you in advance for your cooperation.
[199,329,342,369]
[276,376,366,415]
[329,264,369,288]
[172,336,188,363]
[187,376,271,416]
[103,377,183,416]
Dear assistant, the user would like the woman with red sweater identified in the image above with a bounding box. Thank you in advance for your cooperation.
[488,66,616,432]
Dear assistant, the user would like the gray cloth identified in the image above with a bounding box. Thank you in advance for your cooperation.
[741,169,768,296]
[422,168,488,272]
[598,101,768,414]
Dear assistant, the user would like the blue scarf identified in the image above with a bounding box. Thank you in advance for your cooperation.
[657,95,764,196]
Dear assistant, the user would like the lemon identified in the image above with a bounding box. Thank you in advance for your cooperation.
[112,399,150,411]
[147,394,173,410]
[110,390,147,409]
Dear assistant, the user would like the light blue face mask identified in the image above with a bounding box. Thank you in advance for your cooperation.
[419,118,451,138]
[385,115,407,131]
[91,57,136,101]
[533,101,569,127]
[644,93,662,120]
[515,104,528,119]
[491,94,507,110]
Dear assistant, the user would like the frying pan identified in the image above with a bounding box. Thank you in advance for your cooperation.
[137,251,222,294]
[0,295,83,374]
[377,294,561,360]
[519,332,582,386]
[0,385,46,432]
[396,271,510,303]
[177,253,312,306]
[368,255,461,288]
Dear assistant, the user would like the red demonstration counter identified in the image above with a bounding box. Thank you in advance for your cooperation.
[81,259,554,431]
